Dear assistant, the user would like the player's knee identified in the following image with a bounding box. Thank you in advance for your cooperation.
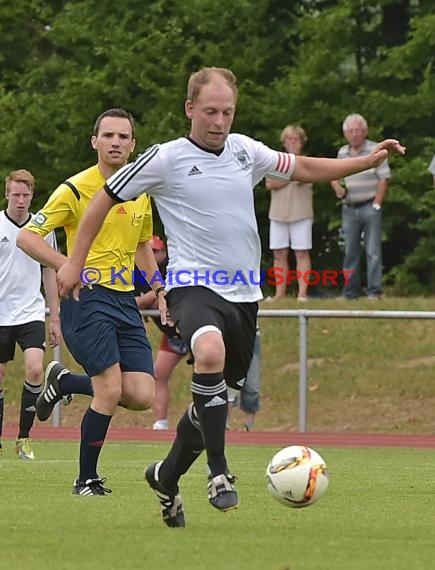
[95,383,123,410]
[25,362,43,384]
[193,336,225,370]
[120,375,155,410]
[132,384,155,410]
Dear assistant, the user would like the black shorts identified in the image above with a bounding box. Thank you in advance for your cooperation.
[0,321,46,363]
[167,286,258,388]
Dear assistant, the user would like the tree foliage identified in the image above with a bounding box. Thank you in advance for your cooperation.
[0,0,434,293]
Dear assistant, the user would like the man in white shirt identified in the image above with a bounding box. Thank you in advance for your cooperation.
[0,170,61,460]
[55,67,405,527]
[331,114,391,299]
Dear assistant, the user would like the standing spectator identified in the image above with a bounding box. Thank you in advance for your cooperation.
[150,332,190,430]
[331,114,390,300]
[428,155,435,186]
[135,235,191,430]
[227,328,261,431]
[265,126,313,302]
[56,67,404,527]
[0,169,61,460]
[17,109,164,495]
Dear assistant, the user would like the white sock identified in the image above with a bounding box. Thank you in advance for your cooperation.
[153,419,169,430]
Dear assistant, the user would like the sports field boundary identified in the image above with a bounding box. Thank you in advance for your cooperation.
[3,425,435,448]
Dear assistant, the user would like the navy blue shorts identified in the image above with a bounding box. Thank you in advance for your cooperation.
[60,285,153,377]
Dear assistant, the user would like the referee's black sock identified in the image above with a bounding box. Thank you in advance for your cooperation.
[18,381,41,438]
[78,407,111,482]
[159,403,204,491]
[191,372,228,477]
[59,372,93,396]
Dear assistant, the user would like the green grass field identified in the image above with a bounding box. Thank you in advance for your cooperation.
[1,441,434,570]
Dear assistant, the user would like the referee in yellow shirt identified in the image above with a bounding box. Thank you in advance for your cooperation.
[18,108,165,496]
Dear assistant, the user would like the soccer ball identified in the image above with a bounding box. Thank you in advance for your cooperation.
[266,445,329,508]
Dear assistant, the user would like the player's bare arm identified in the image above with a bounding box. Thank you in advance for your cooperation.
[135,240,169,326]
[42,266,62,347]
[17,229,67,270]
[293,139,405,183]
[265,177,288,191]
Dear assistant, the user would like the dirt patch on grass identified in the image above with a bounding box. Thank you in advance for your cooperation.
[277,358,325,373]
[398,355,435,368]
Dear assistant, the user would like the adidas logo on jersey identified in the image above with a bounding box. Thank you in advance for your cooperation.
[1,236,9,243]
[204,395,227,408]
[188,165,203,176]
[116,206,128,214]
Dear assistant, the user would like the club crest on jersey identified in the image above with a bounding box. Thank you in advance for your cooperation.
[33,212,47,227]
[233,150,252,171]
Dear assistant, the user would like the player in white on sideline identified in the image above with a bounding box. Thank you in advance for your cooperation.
[0,170,61,460]
[56,67,405,527]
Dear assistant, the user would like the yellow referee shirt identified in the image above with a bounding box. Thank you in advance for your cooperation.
[26,165,152,292]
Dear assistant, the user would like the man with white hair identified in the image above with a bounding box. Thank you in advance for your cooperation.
[331,114,390,300]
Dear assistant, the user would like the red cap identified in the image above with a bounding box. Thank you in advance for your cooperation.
[149,235,165,250]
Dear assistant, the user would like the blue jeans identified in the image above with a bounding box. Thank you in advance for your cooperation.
[342,203,382,298]
[238,332,261,413]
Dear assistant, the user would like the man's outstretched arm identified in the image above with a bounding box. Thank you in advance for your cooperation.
[293,139,405,183]
[17,229,66,270]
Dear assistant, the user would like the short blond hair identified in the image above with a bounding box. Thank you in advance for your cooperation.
[187,67,238,102]
[280,125,307,145]
[5,169,35,193]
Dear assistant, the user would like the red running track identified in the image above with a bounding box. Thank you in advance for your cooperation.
[3,425,435,448]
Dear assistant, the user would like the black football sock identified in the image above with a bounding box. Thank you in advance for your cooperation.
[78,407,111,482]
[18,381,41,438]
[59,372,93,396]
[159,403,204,491]
[191,371,228,477]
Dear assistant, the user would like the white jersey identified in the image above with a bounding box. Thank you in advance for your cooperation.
[0,211,56,325]
[106,134,296,302]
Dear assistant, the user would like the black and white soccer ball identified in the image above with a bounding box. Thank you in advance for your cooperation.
[266,445,329,508]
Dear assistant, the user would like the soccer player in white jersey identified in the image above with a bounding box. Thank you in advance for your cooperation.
[0,170,61,460]
[56,67,405,527]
